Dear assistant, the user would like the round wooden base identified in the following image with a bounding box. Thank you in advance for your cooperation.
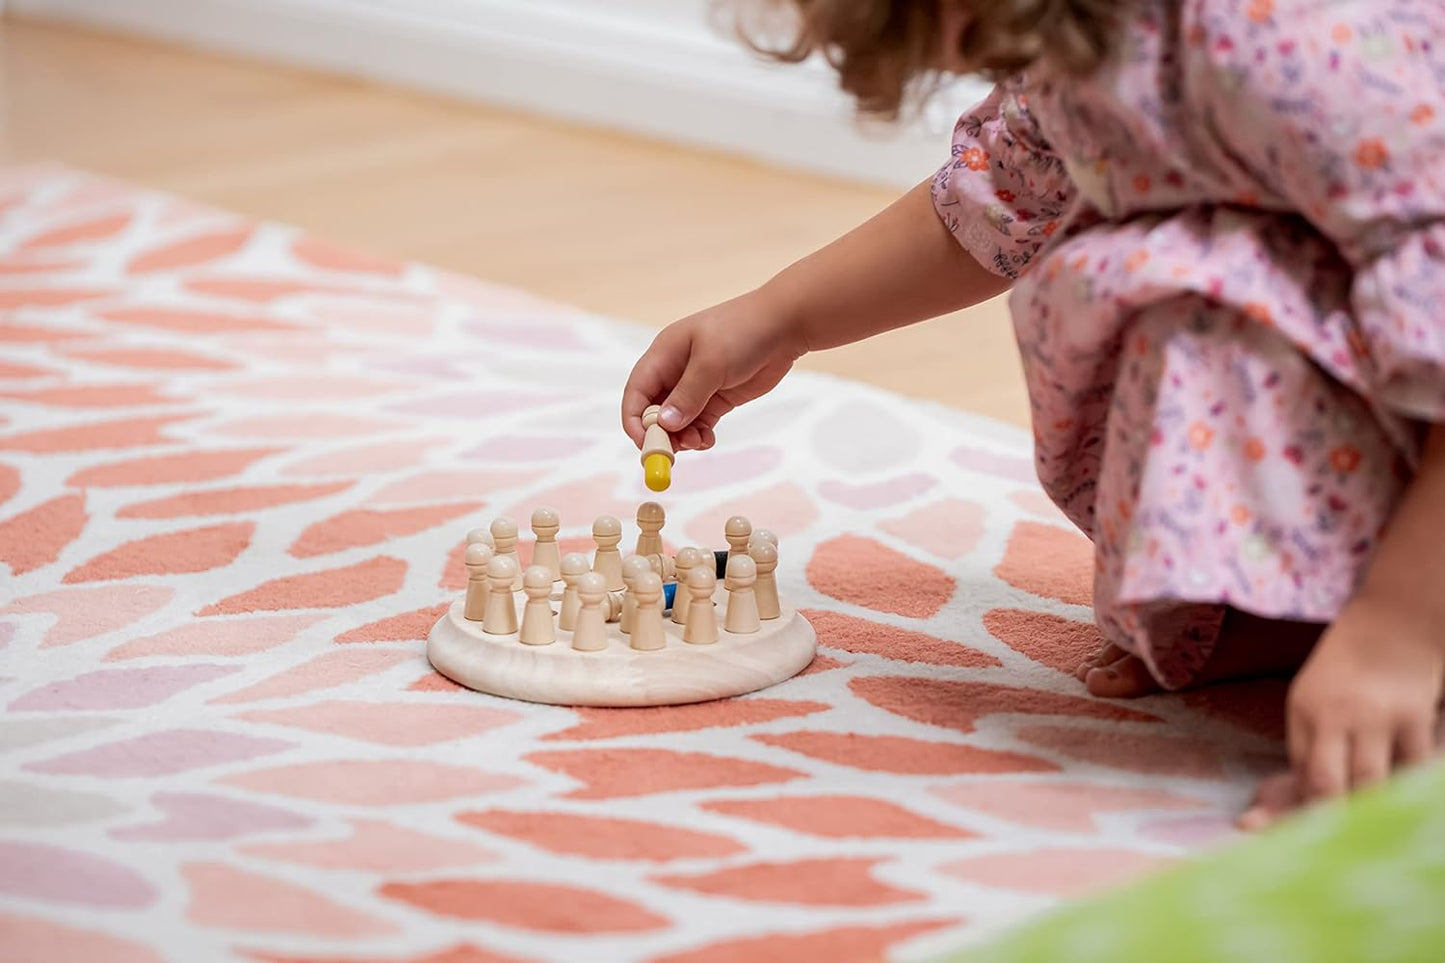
[426,593,817,707]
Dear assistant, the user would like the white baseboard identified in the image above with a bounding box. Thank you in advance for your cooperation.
[12,0,988,187]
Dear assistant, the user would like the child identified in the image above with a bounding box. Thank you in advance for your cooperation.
[621,0,1444,828]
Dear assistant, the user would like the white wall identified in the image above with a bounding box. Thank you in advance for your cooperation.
[13,0,987,187]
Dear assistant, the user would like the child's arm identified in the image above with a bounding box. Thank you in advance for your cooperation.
[621,180,1008,451]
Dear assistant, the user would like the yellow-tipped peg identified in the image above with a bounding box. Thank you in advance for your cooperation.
[644,452,672,492]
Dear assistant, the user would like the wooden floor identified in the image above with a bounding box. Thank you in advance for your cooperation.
[0,17,1029,427]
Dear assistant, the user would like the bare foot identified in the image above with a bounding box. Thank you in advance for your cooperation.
[1076,611,1323,699]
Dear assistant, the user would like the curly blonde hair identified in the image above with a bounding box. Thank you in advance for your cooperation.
[730,0,1126,117]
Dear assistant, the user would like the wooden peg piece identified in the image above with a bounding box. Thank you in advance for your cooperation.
[519,565,556,645]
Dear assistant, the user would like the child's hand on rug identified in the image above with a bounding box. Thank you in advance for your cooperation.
[622,289,806,453]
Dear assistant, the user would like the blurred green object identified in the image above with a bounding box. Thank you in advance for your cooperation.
[943,762,1445,963]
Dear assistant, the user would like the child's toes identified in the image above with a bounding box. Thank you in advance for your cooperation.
[1075,643,1128,682]
[1084,653,1161,698]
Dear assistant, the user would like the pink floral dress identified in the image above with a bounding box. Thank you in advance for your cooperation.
[933,0,1445,688]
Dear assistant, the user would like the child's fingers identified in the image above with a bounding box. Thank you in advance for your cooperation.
[1395,719,1435,767]
[1237,771,1301,832]
[1301,726,1348,801]
[660,353,723,432]
[1347,728,1391,789]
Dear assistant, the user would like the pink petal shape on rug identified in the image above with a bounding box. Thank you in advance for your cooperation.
[545,699,830,741]
[0,256,85,276]
[118,481,353,519]
[222,760,524,805]
[950,445,1037,483]
[818,473,937,510]
[184,276,415,304]
[930,780,1206,833]
[292,236,405,276]
[0,463,19,506]
[0,413,194,453]
[0,492,87,574]
[701,795,974,840]
[237,700,521,746]
[502,474,632,532]
[995,521,1093,606]
[111,791,313,841]
[1015,725,1227,779]
[19,211,132,248]
[389,390,557,420]
[199,555,407,616]
[208,648,414,704]
[650,920,957,963]
[366,469,538,507]
[802,610,999,668]
[241,819,496,872]
[982,608,1105,675]
[25,729,294,777]
[125,226,254,274]
[663,446,784,494]
[213,412,407,440]
[216,373,410,401]
[939,847,1173,897]
[408,671,466,692]
[0,383,179,407]
[184,862,396,936]
[0,841,157,907]
[68,447,281,488]
[335,604,449,644]
[812,400,921,473]
[807,535,956,617]
[684,483,818,545]
[879,497,986,559]
[462,319,586,350]
[10,664,239,711]
[379,880,669,934]
[1008,489,1063,518]
[2,584,174,648]
[106,614,326,661]
[456,810,744,862]
[0,912,163,963]
[246,943,537,963]
[281,438,445,478]
[64,344,236,371]
[653,857,925,907]
[525,749,805,800]
[0,320,94,342]
[849,677,1158,734]
[754,732,1057,776]
[1139,814,1239,847]
[290,503,480,558]
[457,435,593,464]
[0,358,60,377]
[97,305,299,334]
[64,521,254,583]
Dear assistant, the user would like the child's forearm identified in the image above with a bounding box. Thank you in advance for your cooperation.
[1357,424,1445,617]
[758,180,1010,353]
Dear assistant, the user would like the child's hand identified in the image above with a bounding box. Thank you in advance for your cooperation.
[1286,593,1441,792]
[1242,591,1442,830]
[622,288,806,453]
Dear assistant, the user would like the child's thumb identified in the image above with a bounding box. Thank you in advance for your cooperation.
[659,360,721,432]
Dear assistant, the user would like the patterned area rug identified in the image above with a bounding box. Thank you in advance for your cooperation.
[0,166,1286,963]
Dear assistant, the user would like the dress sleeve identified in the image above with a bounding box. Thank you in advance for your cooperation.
[1186,0,1445,421]
[931,81,1077,280]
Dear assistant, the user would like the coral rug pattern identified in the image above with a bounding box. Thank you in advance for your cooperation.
[0,167,1282,962]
